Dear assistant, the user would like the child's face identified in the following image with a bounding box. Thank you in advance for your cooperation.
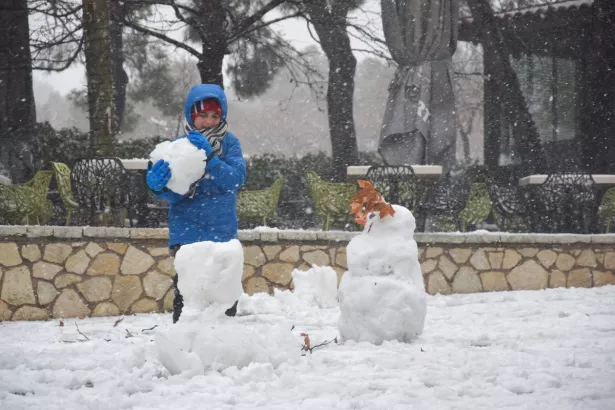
[194,111,221,129]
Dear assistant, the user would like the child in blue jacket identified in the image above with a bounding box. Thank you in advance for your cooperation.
[146,84,247,323]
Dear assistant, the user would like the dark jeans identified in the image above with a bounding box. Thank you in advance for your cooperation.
[170,244,238,323]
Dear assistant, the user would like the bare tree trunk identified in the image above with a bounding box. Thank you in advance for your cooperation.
[83,0,116,156]
[306,2,359,181]
[466,0,545,172]
[0,0,36,182]
[196,0,226,87]
[109,0,128,132]
[197,54,225,86]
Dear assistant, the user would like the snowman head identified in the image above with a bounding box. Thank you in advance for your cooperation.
[364,204,416,240]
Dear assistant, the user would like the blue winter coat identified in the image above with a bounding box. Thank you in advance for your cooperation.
[153,84,246,246]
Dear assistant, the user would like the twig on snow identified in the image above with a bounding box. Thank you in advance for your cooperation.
[75,323,89,341]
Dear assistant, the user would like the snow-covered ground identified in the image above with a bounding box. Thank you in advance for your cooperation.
[1,286,614,410]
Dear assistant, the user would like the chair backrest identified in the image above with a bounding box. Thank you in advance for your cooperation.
[467,183,489,202]
[366,165,420,210]
[541,173,596,207]
[423,173,470,213]
[51,162,78,207]
[305,171,356,213]
[25,170,54,199]
[269,176,284,208]
[600,188,615,211]
[71,158,128,208]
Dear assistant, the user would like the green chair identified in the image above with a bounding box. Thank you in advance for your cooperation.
[459,183,492,232]
[598,188,615,233]
[237,176,284,226]
[305,171,357,231]
[0,170,54,224]
[51,162,79,226]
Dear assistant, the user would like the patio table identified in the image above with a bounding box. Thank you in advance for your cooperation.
[347,165,443,183]
[519,174,615,187]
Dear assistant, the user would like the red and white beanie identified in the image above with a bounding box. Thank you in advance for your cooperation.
[191,98,222,123]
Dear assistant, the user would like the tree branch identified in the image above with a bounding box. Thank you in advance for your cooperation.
[32,35,84,72]
[122,0,198,15]
[122,19,200,57]
[230,0,287,40]
[228,12,303,44]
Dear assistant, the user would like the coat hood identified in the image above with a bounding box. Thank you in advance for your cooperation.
[184,84,228,127]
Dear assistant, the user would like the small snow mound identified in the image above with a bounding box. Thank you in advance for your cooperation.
[156,318,301,374]
[236,292,284,316]
[149,138,206,195]
[292,266,339,309]
[174,239,244,308]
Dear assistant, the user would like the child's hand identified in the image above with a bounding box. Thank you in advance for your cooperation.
[147,159,171,191]
[187,130,214,156]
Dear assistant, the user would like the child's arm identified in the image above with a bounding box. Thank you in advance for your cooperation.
[201,137,246,192]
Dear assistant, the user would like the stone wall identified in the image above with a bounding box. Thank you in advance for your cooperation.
[1,226,614,321]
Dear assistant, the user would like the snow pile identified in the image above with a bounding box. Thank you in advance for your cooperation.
[149,138,206,195]
[174,240,244,308]
[156,317,301,375]
[292,266,339,309]
[237,266,339,316]
[338,205,427,345]
[155,239,301,374]
[2,287,615,409]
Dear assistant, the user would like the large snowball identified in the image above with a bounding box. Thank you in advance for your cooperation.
[156,312,301,375]
[149,138,206,195]
[174,239,244,308]
[337,205,426,345]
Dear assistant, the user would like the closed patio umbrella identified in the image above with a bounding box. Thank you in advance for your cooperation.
[379,0,459,172]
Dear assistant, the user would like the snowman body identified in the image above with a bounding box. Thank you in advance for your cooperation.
[338,205,427,344]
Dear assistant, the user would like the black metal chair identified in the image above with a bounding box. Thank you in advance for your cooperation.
[527,172,597,233]
[418,172,470,232]
[70,157,130,226]
[126,170,169,227]
[485,166,529,232]
[365,166,424,212]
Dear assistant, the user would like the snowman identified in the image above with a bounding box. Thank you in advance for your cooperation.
[337,181,426,345]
